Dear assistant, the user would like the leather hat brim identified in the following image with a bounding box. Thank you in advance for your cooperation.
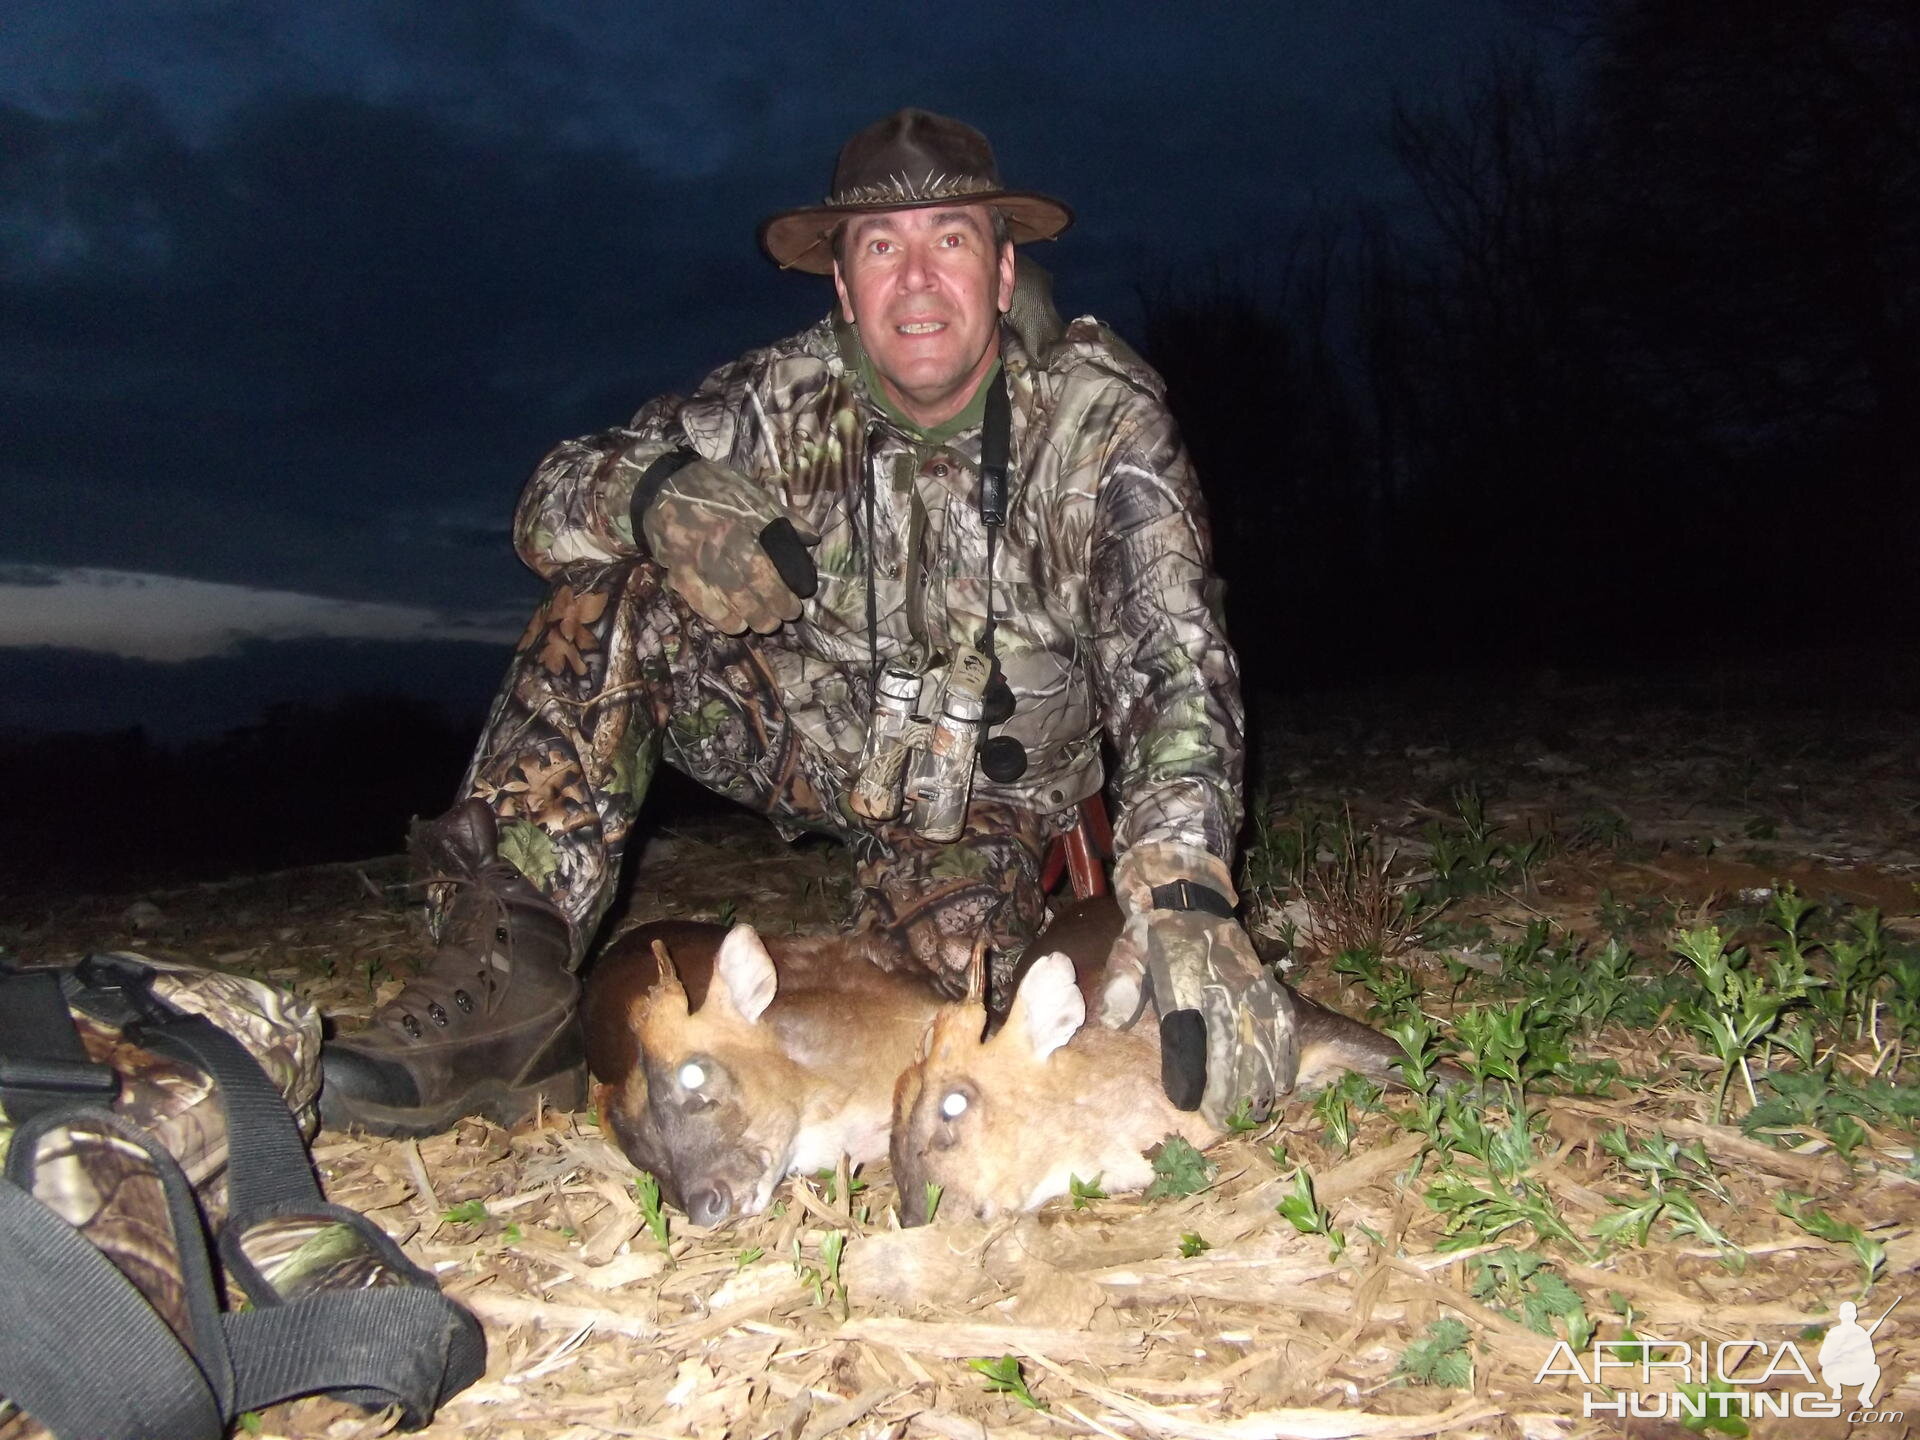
[758,191,1074,274]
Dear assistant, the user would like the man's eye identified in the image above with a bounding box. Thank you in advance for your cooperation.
[869,238,894,255]
[939,233,963,248]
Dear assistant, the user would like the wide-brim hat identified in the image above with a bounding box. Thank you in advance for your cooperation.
[759,108,1073,275]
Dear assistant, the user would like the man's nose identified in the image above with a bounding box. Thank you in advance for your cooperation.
[897,240,937,291]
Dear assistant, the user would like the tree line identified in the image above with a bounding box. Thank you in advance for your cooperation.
[1142,0,1917,682]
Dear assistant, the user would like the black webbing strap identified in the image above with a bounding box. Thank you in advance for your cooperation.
[864,424,882,677]
[0,958,486,1435]
[139,1003,486,1420]
[0,1109,231,1440]
[214,1196,486,1423]
[0,967,117,1123]
[979,365,1011,527]
[135,1008,324,1220]
[0,1181,223,1440]
[1148,879,1237,919]
[978,367,1012,662]
[226,1287,483,1423]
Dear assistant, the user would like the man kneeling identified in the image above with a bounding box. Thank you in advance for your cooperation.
[320,108,1289,1139]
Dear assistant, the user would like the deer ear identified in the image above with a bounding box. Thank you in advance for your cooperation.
[712,924,778,1023]
[1007,952,1085,1062]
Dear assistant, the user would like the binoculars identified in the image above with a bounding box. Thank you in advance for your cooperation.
[850,645,1025,842]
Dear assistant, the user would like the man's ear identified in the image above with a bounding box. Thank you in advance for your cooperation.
[996,241,1016,315]
[833,258,856,325]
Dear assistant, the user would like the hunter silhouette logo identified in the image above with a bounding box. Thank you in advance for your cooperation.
[1536,1294,1906,1424]
[1820,1299,1897,1408]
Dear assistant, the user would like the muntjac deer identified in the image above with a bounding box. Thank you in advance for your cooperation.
[890,902,1421,1224]
[582,920,947,1226]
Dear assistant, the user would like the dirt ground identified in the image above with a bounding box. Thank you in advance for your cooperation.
[4,665,1917,1440]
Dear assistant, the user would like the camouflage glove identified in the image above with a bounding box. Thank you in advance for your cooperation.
[635,451,818,634]
[1105,846,1298,1128]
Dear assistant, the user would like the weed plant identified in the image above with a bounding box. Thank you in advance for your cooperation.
[1274,1167,1347,1259]
[1255,778,1918,1302]
[1418,787,1551,901]
[1242,801,1436,962]
[1470,1248,1594,1347]
[1390,1008,1594,1258]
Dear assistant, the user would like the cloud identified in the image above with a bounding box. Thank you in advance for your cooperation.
[0,0,1567,622]
[0,83,825,617]
[0,566,524,662]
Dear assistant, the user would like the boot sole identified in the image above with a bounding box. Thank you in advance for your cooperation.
[319,1062,589,1138]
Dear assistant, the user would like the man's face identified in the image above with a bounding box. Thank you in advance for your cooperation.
[833,204,1016,429]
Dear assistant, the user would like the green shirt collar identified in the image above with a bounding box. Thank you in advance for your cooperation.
[841,321,1002,446]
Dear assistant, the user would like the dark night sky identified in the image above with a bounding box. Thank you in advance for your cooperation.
[1,1,1574,733]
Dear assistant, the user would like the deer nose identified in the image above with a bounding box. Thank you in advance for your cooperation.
[685,1180,734,1227]
[898,1184,930,1229]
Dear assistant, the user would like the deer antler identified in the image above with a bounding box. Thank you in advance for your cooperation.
[650,938,686,1006]
[964,934,989,1006]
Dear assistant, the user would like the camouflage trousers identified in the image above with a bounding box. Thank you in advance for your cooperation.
[455,561,1060,990]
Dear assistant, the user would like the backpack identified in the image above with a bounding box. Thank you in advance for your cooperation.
[0,952,485,1439]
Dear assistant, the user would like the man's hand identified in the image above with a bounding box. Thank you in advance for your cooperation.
[1104,853,1297,1129]
[639,456,818,634]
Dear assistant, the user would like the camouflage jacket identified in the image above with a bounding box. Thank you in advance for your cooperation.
[514,314,1245,870]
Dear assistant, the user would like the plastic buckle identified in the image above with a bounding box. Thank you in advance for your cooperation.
[74,952,177,1034]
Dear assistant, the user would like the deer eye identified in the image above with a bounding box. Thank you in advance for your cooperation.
[940,1090,969,1119]
[678,1061,707,1090]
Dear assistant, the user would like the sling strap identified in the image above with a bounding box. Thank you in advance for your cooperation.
[0,956,485,1438]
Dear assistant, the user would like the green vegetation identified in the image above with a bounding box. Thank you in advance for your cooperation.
[1145,1136,1216,1199]
[967,1356,1045,1411]
[633,1172,670,1253]
[1312,1071,1384,1157]
[1237,792,1919,1306]
[1774,1192,1887,1294]
[1273,1167,1346,1259]
[1470,1248,1593,1347]
[1394,1317,1473,1387]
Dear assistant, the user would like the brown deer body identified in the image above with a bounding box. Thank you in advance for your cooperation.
[586,900,1415,1228]
[890,901,1418,1224]
[583,921,947,1225]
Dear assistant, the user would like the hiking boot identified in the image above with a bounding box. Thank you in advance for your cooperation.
[320,800,586,1136]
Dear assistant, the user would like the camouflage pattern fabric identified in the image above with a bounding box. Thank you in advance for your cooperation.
[11,1115,202,1349]
[143,957,323,1139]
[0,957,324,1430]
[641,456,815,634]
[232,1213,416,1299]
[490,309,1244,955]
[513,312,1244,867]
[464,560,1062,989]
[0,957,321,1197]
